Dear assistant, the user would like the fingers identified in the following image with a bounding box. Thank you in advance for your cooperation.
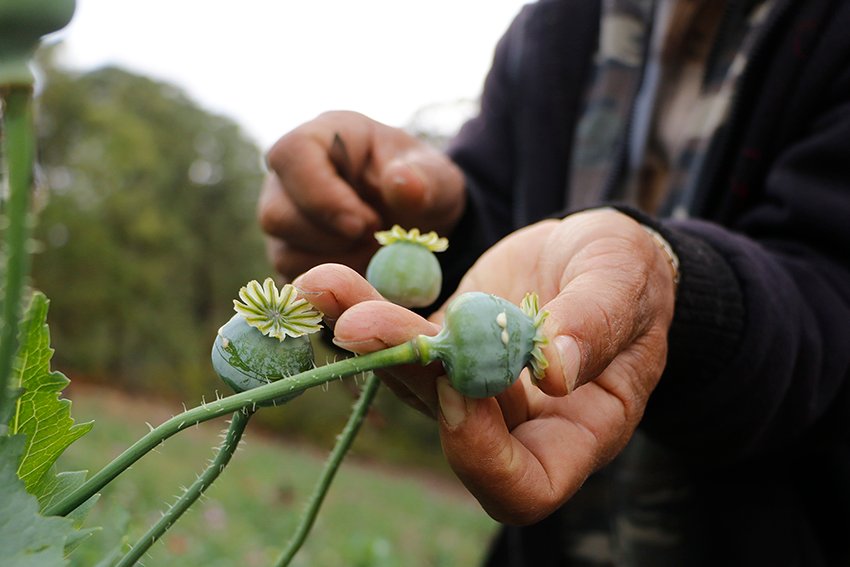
[332,300,438,351]
[260,111,466,283]
[436,377,601,525]
[259,173,372,253]
[264,116,381,241]
[292,263,384,325]
[263,110,463,241]
[373,148,466,234]
[335,299,444,416]
[532,210,676,401]
[260,172,381,279]
[432,210,676,525]
[437,354,651,525]
[260,114,384,281]
[296,264,444,415]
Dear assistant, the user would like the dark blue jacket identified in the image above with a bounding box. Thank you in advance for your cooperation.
[439,0,850,564]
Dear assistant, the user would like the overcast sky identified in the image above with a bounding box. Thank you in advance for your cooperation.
[50,0,528,150]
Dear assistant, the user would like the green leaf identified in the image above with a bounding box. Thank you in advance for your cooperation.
[36,469,97,518]
[7,292,93,494]
[37,468,101,553]
[64,503,130,567]
[0,435,76,567]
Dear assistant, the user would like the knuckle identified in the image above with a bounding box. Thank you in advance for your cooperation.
[257,206,278,234]
[257,187,293,235]
[272,134,307,174]
[488,496,558,526]
[316,109,353,122]
[266,125,316,174]
[265,132,294,171]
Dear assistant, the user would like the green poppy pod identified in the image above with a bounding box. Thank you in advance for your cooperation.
[210,278,324,406]
[211,314,313,406]
[418,291,549,398]
[366,225,448,308]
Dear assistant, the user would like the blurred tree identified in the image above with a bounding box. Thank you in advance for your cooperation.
[32,54,268,397]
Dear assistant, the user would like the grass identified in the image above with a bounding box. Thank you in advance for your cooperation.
[58,383,499,566]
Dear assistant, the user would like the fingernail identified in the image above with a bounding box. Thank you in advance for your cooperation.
[387,161,429,208]
[437,376,467,428]
[554,335,581,394]
[331,336,384,351]
[334,212,365,239]
[293,284,323,297]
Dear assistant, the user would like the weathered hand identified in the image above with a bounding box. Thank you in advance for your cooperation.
[295,209,676,524]
[260,111,465,281]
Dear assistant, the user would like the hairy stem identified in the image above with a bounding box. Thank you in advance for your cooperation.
[0,87,35,427]
[274,372,381,567]
[45,341,420,517]
[115,408,254,567]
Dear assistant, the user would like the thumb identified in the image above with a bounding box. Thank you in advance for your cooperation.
[535,276,649,398]
[378,148,465,230]
[528,211,676,398]
[380,155,430,210]
[533,274,652,398]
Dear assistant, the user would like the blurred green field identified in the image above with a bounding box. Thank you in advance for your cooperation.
[59,384,499,567]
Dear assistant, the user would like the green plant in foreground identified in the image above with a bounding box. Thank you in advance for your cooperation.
[1,0,80,424]
[1,2,97,565]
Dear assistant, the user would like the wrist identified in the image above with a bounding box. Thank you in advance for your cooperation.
[641,224,680,290]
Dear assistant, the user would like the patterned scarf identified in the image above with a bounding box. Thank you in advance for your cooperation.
[568,0,774,219]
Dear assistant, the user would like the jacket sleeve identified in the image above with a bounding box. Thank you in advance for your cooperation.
[642,61,850,466]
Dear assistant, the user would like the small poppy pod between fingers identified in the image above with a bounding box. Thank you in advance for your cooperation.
[366,225,448,308]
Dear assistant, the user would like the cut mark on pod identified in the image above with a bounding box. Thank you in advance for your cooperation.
[501,329,510,345]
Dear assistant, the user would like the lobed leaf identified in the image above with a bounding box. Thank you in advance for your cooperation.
[34,470,100,554]
[7,292,93,495]
[0,435,76,567]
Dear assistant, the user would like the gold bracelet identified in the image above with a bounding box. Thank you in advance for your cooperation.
[642,225,680,288]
